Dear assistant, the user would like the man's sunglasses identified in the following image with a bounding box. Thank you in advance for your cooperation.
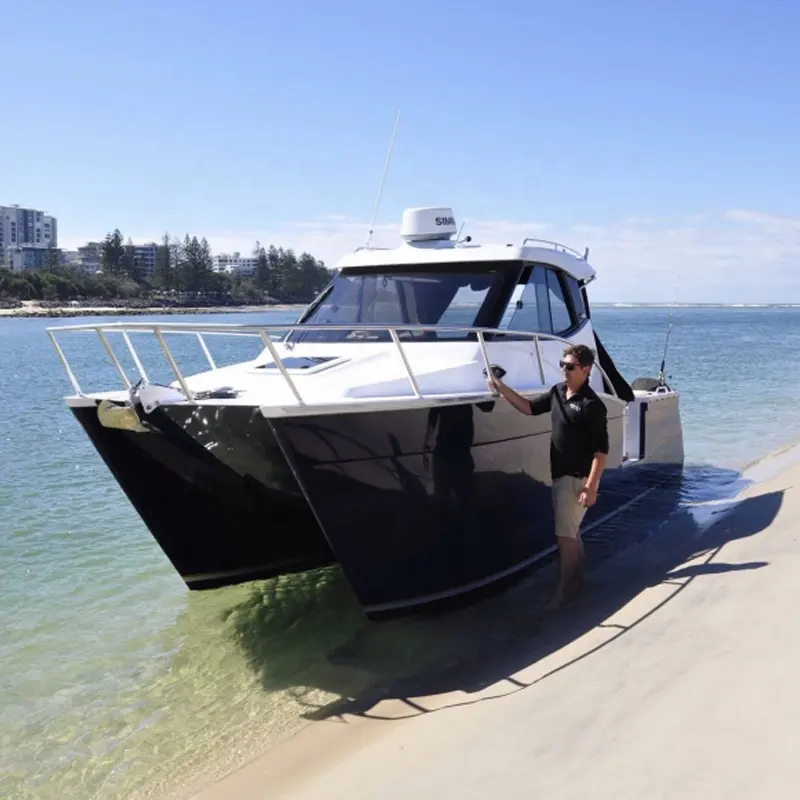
[559,360,584,371]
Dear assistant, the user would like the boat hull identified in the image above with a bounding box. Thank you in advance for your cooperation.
[69,402,336,589]
[69,394,683,617]
[269,398,679,615]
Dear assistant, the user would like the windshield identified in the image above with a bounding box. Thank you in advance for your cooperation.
[290,265,505,343]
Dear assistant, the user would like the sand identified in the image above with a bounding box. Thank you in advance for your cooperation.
[0,300,303,318]
[188,446,800,800]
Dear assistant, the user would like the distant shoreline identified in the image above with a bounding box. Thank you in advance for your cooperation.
[0,301,306,319]
[2,300,798,320]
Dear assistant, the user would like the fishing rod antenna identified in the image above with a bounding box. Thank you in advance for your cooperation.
[658,275,680,387]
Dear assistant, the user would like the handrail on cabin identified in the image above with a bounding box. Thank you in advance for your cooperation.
[521,238,588,260]
[45,320,619,405]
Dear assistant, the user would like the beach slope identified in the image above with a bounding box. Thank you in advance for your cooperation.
[192,452,800,800]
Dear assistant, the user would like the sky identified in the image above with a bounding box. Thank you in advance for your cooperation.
[3,0,800,302]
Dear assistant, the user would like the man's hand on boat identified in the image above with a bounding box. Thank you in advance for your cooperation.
[485,372,534,416]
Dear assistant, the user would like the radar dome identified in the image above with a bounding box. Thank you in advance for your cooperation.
[400,207,457,242]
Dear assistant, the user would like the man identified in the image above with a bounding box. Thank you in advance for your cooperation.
[487,343,609,609]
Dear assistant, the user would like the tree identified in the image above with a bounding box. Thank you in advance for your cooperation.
[266,245,281,297]
[43,244,61,272]
[199,237,214,294]
[101,229,125,274]
[154,232,173,290]
[2,226,332,304]
[122,237,139,281]
[279,248,303,299]
[181,235,212,294]
[254,241,270,292]
[170,236,184,292]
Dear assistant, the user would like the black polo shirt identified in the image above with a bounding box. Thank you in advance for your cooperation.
[529,381,609,480]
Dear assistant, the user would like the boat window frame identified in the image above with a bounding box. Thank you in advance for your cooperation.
[562,271,589,326]
[289,260,521,343]
[488,261,591,341]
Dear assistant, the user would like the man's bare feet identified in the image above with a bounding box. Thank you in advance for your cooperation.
[545,576,585,611]
[545,593,563,611]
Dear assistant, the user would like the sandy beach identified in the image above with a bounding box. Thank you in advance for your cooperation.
[188,445,800,800]
[0,300,303,318]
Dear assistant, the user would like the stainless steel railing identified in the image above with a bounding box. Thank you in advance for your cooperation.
[521,238,588,260]
[46,320,618,404]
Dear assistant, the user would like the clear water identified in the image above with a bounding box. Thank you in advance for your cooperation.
[2,306,799,799]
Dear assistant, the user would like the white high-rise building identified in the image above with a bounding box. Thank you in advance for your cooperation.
[0,205,58,265]
[211,251,258,276]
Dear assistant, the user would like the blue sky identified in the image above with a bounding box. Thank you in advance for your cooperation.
[3,0,800,302]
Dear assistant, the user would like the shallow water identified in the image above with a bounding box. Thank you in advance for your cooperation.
[2,306,799,798]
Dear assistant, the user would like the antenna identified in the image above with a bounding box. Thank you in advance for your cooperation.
[366,110,401,248]
[658,274,680,386]
[657,322,672,386]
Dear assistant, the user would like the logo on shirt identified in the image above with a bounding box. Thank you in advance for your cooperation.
[568,402,581,412]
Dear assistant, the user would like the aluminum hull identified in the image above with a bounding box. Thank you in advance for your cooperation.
[70,394,682,617]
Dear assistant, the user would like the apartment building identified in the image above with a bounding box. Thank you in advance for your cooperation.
[211,251,258,277]
[66,240,158,277]
[133,243,158,279]
[0,205,57,265]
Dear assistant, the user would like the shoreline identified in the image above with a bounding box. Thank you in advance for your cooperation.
[3,301,798,319]
[186,440,800,800]
[0,302,305,319]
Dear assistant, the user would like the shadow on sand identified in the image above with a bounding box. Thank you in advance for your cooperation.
[220,463,783,724]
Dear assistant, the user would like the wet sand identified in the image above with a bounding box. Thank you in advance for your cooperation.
[190,446,800,800]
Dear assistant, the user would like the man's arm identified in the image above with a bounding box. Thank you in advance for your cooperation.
[580,400,610,506]
[490,378,551,416]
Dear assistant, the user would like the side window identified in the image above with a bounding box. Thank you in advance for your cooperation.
[498,283,524,329]
[437,282,494,333]
[311,275,362,323]
[499,266,552,333]
[564,274,587,324]
[546,269,573,335]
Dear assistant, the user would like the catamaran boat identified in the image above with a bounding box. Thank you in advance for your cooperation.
[48,207,684,619]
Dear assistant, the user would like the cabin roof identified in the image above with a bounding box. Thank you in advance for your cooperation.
[334,241,597,283]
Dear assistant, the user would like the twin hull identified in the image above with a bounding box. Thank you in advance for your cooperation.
[71,390,683,617]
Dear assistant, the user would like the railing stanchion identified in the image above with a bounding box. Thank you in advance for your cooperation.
[389,328,422,398]
[196,332,217,370]
[154,328,192,399]
[121,331,149,382]
[533,336,546,384]
[476,330,494,381]
[47,331,83,395]
[259,330,304,405]
[96,329,131,389]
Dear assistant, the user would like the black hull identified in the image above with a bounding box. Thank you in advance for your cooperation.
[71,398,681,617]
[70,403,335,589]
[270,401,676,614]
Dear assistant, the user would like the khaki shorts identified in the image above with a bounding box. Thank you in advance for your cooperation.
[552,475,588,540]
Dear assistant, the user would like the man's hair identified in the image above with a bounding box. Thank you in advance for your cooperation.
[563,343,595,368]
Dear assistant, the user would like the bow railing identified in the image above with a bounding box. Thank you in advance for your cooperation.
[46,320,619,404]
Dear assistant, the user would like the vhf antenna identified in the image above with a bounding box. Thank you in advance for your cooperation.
[658,274,680,386]
[365,110,401,248]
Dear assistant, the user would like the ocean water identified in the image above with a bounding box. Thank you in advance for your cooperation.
[2,306,799,799]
